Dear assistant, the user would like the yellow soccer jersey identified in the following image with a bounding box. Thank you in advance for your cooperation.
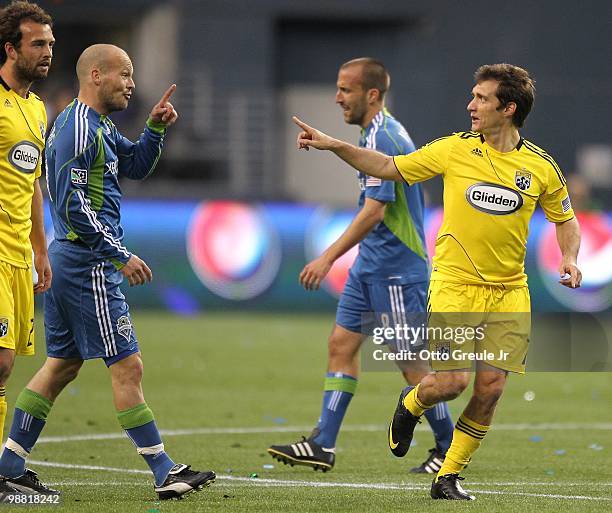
[393,132,575,286]
[0,78,46,268]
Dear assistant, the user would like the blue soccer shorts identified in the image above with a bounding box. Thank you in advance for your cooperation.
[44,240,139,366]
[336,270,428,350]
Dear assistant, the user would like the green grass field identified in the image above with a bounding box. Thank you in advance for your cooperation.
[3,312,611,512]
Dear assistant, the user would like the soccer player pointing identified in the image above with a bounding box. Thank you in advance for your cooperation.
[70,45,177,287]
[293,64,581,500]
[0,44,215,499]
[269,58,454,475]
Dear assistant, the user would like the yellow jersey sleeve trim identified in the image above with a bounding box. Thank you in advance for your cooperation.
[393,133,457,184]
[523,140,567,188]
[539,185,575,223]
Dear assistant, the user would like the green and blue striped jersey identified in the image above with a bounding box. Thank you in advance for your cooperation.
[352,109,429,283]
[45,99,166,267]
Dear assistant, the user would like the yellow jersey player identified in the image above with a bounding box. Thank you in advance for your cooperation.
[0,0,54,457]
[291,63,582,500]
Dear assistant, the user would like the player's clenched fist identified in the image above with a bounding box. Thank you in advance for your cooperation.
[121,254,153,286]
[558,263,582,289]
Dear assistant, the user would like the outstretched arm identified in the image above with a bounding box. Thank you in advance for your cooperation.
[556,216,582,288]
[117,84,179,180]
[293,116,402,181]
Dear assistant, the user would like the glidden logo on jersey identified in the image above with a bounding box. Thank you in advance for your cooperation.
[8,141,40,173]
[466,182,523,215]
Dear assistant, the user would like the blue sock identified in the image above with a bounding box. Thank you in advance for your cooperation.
[423,402,454,453]
[312,372,357,448]
[0,389,52,478]
[118,404,175,487]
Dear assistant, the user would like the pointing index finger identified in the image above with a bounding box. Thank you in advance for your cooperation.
[292,116,311,131]
[159,84,177,106]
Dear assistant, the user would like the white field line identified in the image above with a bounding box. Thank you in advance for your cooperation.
[28,460,612,502]
[36,422,612,444]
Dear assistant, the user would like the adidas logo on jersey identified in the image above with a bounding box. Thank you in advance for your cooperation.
[471,148,483,157]
[4,99,12,108]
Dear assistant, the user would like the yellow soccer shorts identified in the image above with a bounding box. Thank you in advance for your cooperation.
[427,280,530,373]
[0,260,35,356]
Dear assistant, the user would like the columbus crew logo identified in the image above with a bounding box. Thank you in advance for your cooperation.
[515,169,532,191]
[0,318,8,338]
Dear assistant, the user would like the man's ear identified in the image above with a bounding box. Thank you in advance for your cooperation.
[4,42,17,62]
[505,101,517,118]
[92,68,101,86]
[367,88,380,104]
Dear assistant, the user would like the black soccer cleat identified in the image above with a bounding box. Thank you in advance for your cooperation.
[1,468,59,495]
[154,464,216,500]
[431,474,475,500]
[388,386,421,457]
[268,433,335,472]
[0,479,18,492]
[0,478,21,501]
[410,447,446,474]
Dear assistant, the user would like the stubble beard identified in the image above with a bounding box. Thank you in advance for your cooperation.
[346,103,366,126]
[15,56,48,83]
[100,88,128,114]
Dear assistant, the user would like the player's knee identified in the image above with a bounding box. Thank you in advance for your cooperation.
[44,360,82,392]
[400,365,427,385]
[474,381,505,404]
[109,355,144,395]
[61,361,83,385]
[442,374,470,400]
[0,350,15,383]
[118,356,144,385]
[327,332,354,362]
[473,375,506,407]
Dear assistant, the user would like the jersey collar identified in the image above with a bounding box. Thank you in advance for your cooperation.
[361,108,387,141]
[0,75,9,91]
[480,134,524,153]
[0,74,32,98]
[74,98,104,122]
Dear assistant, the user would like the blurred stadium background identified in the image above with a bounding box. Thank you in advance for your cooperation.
[32,0,612,314]
[9,1,612,510]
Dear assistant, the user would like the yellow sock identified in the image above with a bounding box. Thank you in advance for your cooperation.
[402,384,433,417]
[0,386,7,445]
[437,414,489,480]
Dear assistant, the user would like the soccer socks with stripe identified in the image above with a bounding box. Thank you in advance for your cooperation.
[312,373,357,449]
[118,403,175,486]
[402,384,453,453]
[436,414,489,479]
[0,388,52,478]
[0,386,6,445]
[403,383,434,417]
[423,402,454,454]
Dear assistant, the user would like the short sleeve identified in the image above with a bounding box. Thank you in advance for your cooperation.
[539,186,574,222]
[393,134,455,184]
[538,158,574,223]
[364,124,412,202]
[365,178,395,202]
[35,105,47,179]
